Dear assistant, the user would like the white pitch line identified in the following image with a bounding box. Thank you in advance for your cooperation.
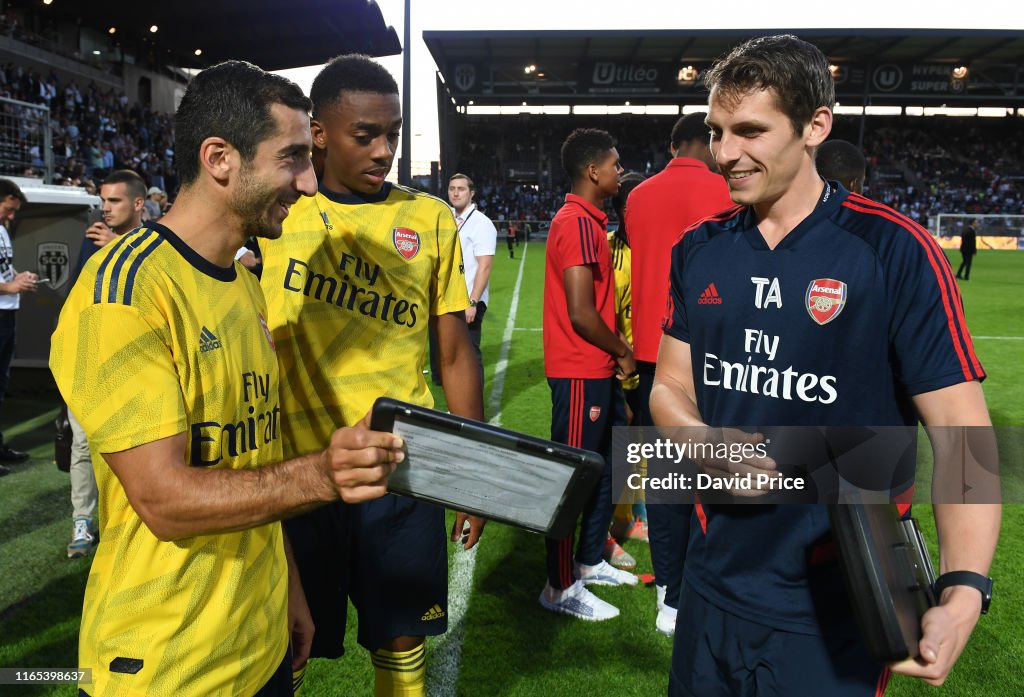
[428,242,530,697]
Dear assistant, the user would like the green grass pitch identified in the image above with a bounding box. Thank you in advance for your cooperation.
[0,247,1020,695]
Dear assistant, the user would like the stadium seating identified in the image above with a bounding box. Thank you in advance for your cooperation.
[454,113,1024,227]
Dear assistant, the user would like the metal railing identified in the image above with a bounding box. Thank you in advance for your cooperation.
[0,96,52,181]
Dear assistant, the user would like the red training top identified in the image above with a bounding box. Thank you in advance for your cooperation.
[543,193,616,378]
[625,157,733,362]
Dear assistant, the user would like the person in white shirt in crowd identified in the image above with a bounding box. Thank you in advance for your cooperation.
[448,172,498,390]
[0,178,38,476]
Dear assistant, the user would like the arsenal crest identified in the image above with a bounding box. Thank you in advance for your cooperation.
[393,227,421,260]
[37,242,70,290]
[589,406,601,422]
[805,278,847,325]
[257,313,276,351]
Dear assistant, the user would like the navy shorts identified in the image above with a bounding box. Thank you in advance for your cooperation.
[284,494,448,655]
[252,650,293,697]
[545,376,624,587]
[669,580,890,697]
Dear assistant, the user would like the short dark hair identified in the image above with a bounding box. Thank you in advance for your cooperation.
[670,112,710,150]
[174,60,311,186]
[449,173,475,190]
[102,169,147,201]
[561,128,616,181]
[310,54,398,119]
[704,34,834,135]
[0,178,26,204]
[611,171,646,244]
[816,139,866,187]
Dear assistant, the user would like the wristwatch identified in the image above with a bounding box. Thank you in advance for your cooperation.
[469,299,478,306]
[933,571,993,614]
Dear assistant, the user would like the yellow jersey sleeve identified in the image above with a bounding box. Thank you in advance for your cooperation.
[52,301,186,454]
[433,205,469,316]
[608,232,633,345]
[608,232,638,390]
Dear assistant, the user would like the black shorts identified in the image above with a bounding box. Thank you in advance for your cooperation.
[669,581,889,697]
[285,494,448,655]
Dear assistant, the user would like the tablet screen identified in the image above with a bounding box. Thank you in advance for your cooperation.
[391,416,576,532]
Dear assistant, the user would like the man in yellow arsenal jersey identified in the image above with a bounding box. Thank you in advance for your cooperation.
[49,61,404,697]
[260,55,485,697]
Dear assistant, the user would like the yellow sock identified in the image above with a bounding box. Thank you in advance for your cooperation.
[292,662,307,696]
[371,644,426,697]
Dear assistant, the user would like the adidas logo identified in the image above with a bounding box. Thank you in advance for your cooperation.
[697,283,723,305]
[420,604,446,621]
[199,326,222,352]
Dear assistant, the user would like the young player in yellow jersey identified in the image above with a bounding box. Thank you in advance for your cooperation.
[260,55,485,697]
[49,61,404,697]
[604,172,649,573]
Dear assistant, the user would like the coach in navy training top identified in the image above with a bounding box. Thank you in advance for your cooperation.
[664,179,985,631]
[651,35,999,697]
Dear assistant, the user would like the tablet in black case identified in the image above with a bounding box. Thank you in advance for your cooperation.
[828,502,937,662]
[370,397,604,538]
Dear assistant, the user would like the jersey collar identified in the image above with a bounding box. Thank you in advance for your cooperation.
[564,193,608,226]
[666,157,714,171]
[318,182,393,205]
[738,180,849,251]
[147,221,237,282]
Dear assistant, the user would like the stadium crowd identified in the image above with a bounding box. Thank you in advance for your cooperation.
[454,114,1024,226]
[0,47,1021,230]
[0,60,177,195]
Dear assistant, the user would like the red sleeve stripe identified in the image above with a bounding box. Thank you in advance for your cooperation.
[847,194,973,322]
[673,204,744,245]
[848,195,983,379]
[576,217,588,265]
[841,198,983,382]
[577,216,600,265]
[662,293,675,332]
[844,197,979,379]
[588,218,599,264]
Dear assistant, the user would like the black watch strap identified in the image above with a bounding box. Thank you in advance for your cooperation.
[933,571,992,614]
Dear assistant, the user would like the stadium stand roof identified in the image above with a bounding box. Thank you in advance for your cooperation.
[38,0,402,70]
[425,29,1024,106]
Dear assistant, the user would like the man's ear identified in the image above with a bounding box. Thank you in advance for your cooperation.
[198,136,234,184]
[805,106,833,148]
[310,120,327,150]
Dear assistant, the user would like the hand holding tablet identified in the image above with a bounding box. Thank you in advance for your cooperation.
[370,397,603,538]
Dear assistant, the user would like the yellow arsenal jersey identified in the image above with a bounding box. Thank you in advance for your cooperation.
[49,222,287,697]
[608,231,633,345]
[261,183,468,456]
[608,231,638,390]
